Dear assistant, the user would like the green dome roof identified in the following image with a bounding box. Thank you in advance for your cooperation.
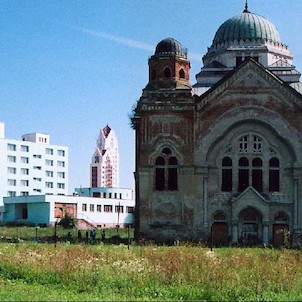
[212,11,281,46]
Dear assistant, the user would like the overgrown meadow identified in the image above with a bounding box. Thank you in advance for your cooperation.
[0,227,302,301]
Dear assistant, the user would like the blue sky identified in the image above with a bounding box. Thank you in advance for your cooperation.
[1,0,302,192]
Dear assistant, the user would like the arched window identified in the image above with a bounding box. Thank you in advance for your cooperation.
[179,69,185,79]
[163,67,171,78]
[213,211,227,221]
[155,148,178,191]
[151,70,156,80]
[238,157,249,192]
[252,158,263,192]
[269,157,280,192]
[275,212,288,222]
[221,157,232,192]
[155,157,165,191]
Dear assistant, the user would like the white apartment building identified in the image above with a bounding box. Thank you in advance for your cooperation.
[90,125,119,188]
[0,122,68,205]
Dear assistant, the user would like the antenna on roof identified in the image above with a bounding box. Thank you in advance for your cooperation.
[243,0,250,13]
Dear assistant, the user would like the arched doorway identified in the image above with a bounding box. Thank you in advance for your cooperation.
[211,211,229,246]
[273,212,289,247]
[239,207,262,246]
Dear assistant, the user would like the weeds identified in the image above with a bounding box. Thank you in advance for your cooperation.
[0,239,302,300]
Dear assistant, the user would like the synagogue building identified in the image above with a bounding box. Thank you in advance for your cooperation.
[134,3,302,246]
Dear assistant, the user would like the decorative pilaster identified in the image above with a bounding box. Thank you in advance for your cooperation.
[232,222,238,243]
[294,178,298,229]
[262,223,269,245]
[203,177,208,227]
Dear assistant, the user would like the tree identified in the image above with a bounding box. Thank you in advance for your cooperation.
[58,213,76,229]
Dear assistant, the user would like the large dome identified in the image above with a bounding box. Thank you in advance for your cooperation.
[212,9,281,47]
[155,37,187,57]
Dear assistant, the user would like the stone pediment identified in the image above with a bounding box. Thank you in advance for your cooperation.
[232,187,269,220]
[195,58,302,110]
[230,69,270,90]
[234,186,268,204]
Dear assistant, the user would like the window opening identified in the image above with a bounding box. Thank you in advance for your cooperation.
[221,157,232,192]
[163,67,171,78]
[269,157,280,192]
[155,148,178,191]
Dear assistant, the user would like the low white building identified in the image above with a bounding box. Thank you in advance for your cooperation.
[0,122,68,204]
[3,188,135,228]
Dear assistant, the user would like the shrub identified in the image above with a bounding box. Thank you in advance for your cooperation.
[57,213,76,229]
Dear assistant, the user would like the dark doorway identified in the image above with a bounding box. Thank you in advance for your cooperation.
[273,224,289,247]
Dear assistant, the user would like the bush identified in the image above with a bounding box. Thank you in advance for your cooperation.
[57,214,76,229]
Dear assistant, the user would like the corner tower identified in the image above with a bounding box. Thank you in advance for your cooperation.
[146,37,191,90]
[133,38,194,240]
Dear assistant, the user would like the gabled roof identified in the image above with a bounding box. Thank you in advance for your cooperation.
[194,57,302,109]
[234,186,268,204]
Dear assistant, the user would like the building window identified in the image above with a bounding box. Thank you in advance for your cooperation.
[155,147,178,191]
[93,192,101,198]
[45,182,53,188]
[91,167,98,188]
[57,150,65,157]
[252,158,263,192]
[82,204,87,211]
[46,148,53,155]
[7,167,16,174]
[8,179,16,186]
[57,172,65,179]
[238,157,249,192]
[21,157,29,164]
[115,205,124,213]
[7,144,16,151]
[33,166,42,170]
[21,168,29,175]
[126,206,134,214]
[46,159,53,166]
[33,189,41,193]
[21,145,29,152]
[21,192,29,196]
[46,170,53,177]
[221,157,232,192]
[179,68,185,79]
[104,205,112,212]
[109,193,112,198]
[151,70,156,80]
[163,67,171,78]
[57,183,65,189]
[221,134,279,194]
[7,191,16,197]
[20,180,29,186]
[97,205,102,212]
[90,204,95,212]
[33,154,42,159]
[103,192,107,198]
[7,155,16,163]
[57,161,65,167]
[269,157,280,192]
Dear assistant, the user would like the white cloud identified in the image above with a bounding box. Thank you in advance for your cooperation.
[77,28,202,62]
[78,28,154,52]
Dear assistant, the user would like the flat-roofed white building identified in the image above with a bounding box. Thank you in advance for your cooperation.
[0,122,68,205]
[3,190,135,228]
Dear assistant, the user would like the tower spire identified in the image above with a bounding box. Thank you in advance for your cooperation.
[243,0,250,13]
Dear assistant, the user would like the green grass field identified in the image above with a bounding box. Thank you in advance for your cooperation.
[0,226,302,301]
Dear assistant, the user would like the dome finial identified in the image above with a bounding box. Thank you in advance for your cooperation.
[243,0,250,13]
